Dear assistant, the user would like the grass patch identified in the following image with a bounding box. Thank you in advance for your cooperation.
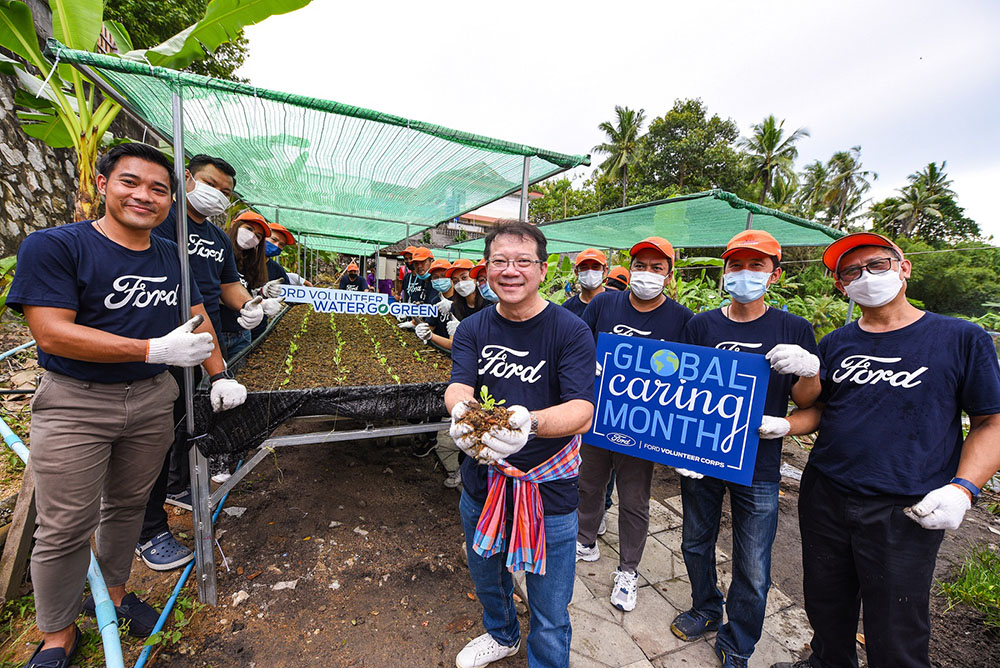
[939,543,1000,633]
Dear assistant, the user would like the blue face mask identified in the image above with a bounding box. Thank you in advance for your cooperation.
[479,282,499,302]
[723,269,771,304]
[265,241,282,258]
[416,271,431,280]
[431,278,452,292]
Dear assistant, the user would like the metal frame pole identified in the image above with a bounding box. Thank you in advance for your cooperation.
[519,156,531,222]
[172,89,217,606]
[745,210,754,230]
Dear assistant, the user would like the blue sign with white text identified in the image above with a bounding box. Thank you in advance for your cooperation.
[587,333,771,485]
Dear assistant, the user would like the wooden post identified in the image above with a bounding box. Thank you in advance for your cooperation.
[0,460,35,600]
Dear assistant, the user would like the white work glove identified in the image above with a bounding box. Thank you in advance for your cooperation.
[261,297,283,317]
[210,378,247,413]
[675,467,704,480]
[437,297,453,316]
[480,405,531,462]
[415,322,433,343]
[446,319,460,337]
[904,484,972,530]
[765,344,820,378]
[261,278,284,299]
[397,321,415,330]
[449,401,478,457]
[396,314,410,323]
[146,315,214,367]
[237,296,264,329]
[596,361,603,377]
[758,416,791,439]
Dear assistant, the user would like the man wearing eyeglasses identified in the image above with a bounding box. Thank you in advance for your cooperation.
[770,232,1000,668]
[447,221,596,668]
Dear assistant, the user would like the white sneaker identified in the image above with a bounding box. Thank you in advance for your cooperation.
[597,515,607,536]
[455,632,519,668]
[576,540,600,562]
[610,568,638,611]
[444,469,462,489]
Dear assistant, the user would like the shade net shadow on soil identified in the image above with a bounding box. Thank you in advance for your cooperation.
[192,308,451,457]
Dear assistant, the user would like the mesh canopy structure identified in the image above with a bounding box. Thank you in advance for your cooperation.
[448,190,844,255]
[52,41,589,247]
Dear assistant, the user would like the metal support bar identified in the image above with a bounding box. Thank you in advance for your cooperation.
[243,202,414,227]
[745,211,754,230]
[519,156,531,222]
[845,299,856,325]
[74,63,171,146]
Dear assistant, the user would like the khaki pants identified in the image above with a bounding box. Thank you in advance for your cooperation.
[29,370,178,631]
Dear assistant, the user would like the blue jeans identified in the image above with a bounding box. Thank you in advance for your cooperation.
[460,491,577,668]
[221,330,251,360]
[680,476,779,659]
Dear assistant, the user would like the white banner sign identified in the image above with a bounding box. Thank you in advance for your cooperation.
[278,285,439,318]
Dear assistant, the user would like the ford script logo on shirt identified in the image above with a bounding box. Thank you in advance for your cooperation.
[612,324,652,337]
[104,275,179,310]
[188,235,226,262]
[716,341,763,352]
[478,345,546,383]
[607,432,636,447]
[831,355,928,388]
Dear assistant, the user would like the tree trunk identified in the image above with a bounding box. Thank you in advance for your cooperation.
[73,132,101,222]
[622,166,628,208]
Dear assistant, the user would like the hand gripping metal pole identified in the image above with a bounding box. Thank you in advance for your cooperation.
[171,89,217,605]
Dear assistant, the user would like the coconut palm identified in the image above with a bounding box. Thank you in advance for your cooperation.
[894,181,943,237]
[739,115,809,204]
[593,106,646,207]
[909,161,954,199]
[823,147,876,229]
[796,160,831,219]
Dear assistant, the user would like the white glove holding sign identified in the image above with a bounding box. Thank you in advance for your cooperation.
[437,298,453,317]
[765,344,820,377]
[480,405,531,463]
[261,278,284,299]
[675,467,704,479]
[449,401,478,457]
[904,484,972,530]
[210,378,247,413]
[397,320,415,330]
[146,315,214,367]
[415,323,433,343]
[237,296,264,329]
[759,416,791,439]
[261,298,284,317]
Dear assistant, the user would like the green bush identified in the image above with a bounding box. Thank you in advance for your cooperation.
[939,544,1000,632]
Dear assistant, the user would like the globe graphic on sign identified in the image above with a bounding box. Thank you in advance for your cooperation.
[651,349,680,376]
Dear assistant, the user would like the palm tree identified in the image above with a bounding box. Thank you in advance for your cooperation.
[739,115,809,204]
[894,181,943,237]
[796,160,831,219]
[909,161,954,199]
[593,106,646,207]
[823,147,877,229]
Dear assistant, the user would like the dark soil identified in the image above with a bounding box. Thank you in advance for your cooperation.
[238,309,451,392]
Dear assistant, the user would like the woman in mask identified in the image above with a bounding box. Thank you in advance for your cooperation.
[220,211,272,358]
[576,236,693,614]
[414,259,455,348]
[563,248,609,317]
[470,261,499,303]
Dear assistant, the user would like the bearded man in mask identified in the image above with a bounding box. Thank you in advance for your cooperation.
[562,248,608,318]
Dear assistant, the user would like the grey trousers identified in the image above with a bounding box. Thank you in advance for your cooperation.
[577,443,654,572]
[29,370,178,631]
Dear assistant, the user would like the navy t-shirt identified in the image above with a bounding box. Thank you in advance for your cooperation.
[581,290,693,344]
[266,259,290,284]
[812,312,1000,496]
[451,303,597,515]
[339,274,367,291]
[151,207,240,338]
[8,221,204,383]
[684,307,819,483]
[402,272,439,305]
[562,294,589,318]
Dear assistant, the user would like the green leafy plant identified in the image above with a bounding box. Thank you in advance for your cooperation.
[938,544,1000,632]
[143,595,205,647]
[479,385,505,411]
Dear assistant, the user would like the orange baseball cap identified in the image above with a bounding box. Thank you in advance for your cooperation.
[267,222,295,246]
[410,247,434,262]
[445,258,476,278]
[470,260,487,280]
[822,232,904,272]
[607,266,630,284]
[574,248,608,268]
[346,262,359,271]
[233,211,271,239]
[722,230,782,262]
[629,236,675,263]
[429,258,452,274]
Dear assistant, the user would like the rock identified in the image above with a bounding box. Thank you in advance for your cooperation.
[329,580,340,590]
[272,580,298,591]
[328,521,342,528]
[353,527,369,536]
[231,590,250,607]
[223,507,247,517]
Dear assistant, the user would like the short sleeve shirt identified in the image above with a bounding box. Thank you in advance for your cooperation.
[581,290,693,344]
[401,272,439,305]
[339,274,367,291]
[7,221,204,383]
[562,294,588,318]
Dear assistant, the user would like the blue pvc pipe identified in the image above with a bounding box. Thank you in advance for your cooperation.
[0,339,35,362]
[0,417,125,668]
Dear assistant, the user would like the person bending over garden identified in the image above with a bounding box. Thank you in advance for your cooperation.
[7,143,247,668]
[770,232,1000,668]
[562,248,608,318]
[672,230,821,667]
[221,210,282,359]
[447,221,596,668]
[575,236,693,612]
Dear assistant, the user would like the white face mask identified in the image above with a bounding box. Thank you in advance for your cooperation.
[629,271,667,300]
[577,269,604,290]
[454,279,476,297]
[186,179,230,217]
[843,268,904,307]
[236,227,259,250]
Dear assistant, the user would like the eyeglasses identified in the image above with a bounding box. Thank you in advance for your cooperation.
[488,258,544,270]
[837,257,896,282]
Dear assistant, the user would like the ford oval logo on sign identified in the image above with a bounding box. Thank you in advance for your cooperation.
[607,433,636,447]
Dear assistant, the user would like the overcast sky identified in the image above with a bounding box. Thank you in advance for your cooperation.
[238,0,1000,240]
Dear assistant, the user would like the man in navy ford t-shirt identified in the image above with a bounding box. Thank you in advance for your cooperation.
[562,248,608,318]
[7,143,247,668]
[673,230,821,667]
[771,233,1000,668]
[576,236,693,613]
[447,222,595,668]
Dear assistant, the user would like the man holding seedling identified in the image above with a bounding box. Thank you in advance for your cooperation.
[446,221,596,668]
[770,232,1000,668]
[671,230,821,667]
[8,143,244,668]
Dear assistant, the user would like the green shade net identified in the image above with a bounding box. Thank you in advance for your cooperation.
[448,190,845,255]
[50,41,589,247]
[296,234,380,256]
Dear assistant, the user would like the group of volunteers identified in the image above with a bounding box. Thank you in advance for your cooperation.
[444,222,1000,668]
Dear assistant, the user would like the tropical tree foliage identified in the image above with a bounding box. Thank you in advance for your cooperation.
[821,146,876,229]
[593,105,646,208]
[871,162,979,243]
[738,114,809,204]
